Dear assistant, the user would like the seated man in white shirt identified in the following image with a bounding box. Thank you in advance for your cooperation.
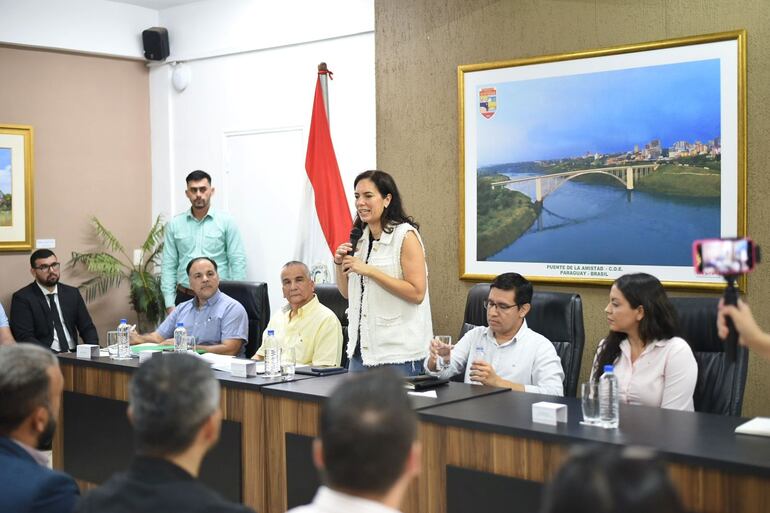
[426,272,565,395]
[288,369,420,513]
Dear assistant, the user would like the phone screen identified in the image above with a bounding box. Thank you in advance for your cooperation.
[693,238,755,275]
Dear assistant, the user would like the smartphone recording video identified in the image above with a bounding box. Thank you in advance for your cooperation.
[692,238,757,276]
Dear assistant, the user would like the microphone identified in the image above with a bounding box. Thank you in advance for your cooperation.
[349,227,363,257]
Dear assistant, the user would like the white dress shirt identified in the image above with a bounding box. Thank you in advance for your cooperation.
[594,336,698,411]
[36,283,73,352]
[427,321,565,396]
[287,486,402,513]
[11,438,51,467]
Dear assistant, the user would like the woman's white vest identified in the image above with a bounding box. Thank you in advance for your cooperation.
[347,223,433,365]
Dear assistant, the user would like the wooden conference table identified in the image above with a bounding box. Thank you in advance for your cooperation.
[55,354,770,513]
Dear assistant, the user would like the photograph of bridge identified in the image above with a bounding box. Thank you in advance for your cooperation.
[460,32,744,287]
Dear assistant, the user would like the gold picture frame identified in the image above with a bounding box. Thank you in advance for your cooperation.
[458,31,747,290]
[0,124,35,251]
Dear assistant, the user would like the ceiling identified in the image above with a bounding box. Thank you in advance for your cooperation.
[106,0,203,10]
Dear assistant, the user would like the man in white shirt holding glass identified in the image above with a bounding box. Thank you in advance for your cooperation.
[426,272,564,396]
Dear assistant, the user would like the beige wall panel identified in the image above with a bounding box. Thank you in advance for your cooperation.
[375,0,770,416]
[0,46,151,340]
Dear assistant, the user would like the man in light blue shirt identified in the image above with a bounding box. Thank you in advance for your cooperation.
[0,303,14,345]
[133,257,248,356]
[162,170,246,313]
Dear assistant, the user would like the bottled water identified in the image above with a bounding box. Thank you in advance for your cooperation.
[174,323,187,353]
[470,342,486,385]
[264,330,282,378]
[116,319,132,360]
[599,364,620,429]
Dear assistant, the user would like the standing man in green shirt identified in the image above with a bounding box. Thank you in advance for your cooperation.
[162,170,247,313]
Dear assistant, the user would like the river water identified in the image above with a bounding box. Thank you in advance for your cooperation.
[487,171,720,266]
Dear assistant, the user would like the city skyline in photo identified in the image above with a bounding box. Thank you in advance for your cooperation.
[476,58,721,166]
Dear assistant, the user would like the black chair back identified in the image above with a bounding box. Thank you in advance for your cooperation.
[670,297,748,416]
[315,283,350,368]
[219,281,270,358]
[460,283,585,396]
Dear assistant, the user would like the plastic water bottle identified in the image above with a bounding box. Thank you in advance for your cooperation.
[470,342,486,385]
[264,330,282,378]
[599,364,620,429]
[116,319,131,360]
[174,323,187,353]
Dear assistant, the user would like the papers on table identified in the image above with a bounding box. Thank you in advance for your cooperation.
[735,417,770,437]
[196,352,237,373]
[133,342,162,350]
[408,390,438,398]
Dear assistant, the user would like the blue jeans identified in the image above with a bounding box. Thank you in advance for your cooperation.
[348,354,425,377]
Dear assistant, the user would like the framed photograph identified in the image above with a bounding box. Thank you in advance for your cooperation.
[0,124,35,251]
[459,31,746,290]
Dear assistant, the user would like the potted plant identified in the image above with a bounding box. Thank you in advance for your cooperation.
[69,216,166,332]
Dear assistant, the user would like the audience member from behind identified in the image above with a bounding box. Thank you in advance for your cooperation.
[0,302,14,344]
[427,273,564,395]
[254,261,343,366]
[76,354,254,513]
[540,446,685,513]
[10,249,98,352]
[288,369,421,513]
[0,344,79,513]
[593,273,697,410]
[718,298,770,361]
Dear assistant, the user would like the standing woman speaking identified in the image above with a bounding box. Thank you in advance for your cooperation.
[335,170,433,376]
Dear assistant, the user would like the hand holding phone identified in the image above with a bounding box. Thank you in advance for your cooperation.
[692,238,759,276]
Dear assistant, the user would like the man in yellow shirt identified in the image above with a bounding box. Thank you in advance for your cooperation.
[253,261,343,366]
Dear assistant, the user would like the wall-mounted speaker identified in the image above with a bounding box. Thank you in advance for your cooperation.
[142,27,169,61]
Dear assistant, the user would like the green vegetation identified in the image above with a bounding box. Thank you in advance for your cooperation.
[636,163,720,198]
[69,216,166,332]
[477,174,539,260]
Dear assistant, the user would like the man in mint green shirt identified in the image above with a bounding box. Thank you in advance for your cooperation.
[162,170,246,313]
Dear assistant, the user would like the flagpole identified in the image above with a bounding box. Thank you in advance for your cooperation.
[318,62,330,123]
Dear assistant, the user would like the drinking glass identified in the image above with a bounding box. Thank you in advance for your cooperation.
[106,330,119,358]
[182,335,196,353]
[581,382,601,425]
[281,346,296,379]
[434,335,454,370]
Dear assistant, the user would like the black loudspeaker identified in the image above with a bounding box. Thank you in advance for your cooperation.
[142,27,169,61]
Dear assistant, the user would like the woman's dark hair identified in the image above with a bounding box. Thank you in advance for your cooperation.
[540,446,685,513]
[593,273,678,381]
[353,170,418,234]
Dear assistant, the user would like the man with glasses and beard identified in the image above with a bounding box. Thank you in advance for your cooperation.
[10,249,98,352]
[0,344,79,513]
[425,272,564,395]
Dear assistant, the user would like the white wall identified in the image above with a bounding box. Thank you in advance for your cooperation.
[0,0,156,58]
[160,0,374,61]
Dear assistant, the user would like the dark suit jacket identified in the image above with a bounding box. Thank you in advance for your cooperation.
[75,456,255,513]
[0,436,79,513]
[10,282,99,351]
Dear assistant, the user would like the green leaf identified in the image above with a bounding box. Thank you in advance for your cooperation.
[78,274,125,302]
[90,216,125,254]
[141,215,165,254]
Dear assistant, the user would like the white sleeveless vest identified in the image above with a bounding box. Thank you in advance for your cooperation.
[347,223,433,365]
